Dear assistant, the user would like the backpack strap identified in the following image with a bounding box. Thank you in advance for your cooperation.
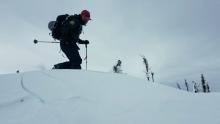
[61,15,73,25]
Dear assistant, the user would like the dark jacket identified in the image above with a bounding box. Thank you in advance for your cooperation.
[58,14,85,50]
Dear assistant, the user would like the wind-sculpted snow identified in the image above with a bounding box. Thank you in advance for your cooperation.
[0,70,220,124]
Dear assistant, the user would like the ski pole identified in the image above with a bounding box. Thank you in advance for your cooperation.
[85,44,88,70]
[33,39,60,44]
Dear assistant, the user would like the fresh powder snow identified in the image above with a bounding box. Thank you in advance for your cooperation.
[0,70,219,124]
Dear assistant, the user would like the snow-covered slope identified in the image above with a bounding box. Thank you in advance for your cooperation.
[0,70,220,124]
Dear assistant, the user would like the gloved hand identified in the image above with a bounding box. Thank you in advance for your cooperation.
[83,40,90,44]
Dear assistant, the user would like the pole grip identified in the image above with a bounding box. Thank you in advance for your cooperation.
[34,39,38,44]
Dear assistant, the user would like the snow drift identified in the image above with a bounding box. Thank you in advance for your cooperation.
[0,70,220,124]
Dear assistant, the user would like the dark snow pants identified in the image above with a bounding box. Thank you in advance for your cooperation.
[54,42,82,69]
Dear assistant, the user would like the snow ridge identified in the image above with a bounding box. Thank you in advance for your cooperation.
[20,76,45,103]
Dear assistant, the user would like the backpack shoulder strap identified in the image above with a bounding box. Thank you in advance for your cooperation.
[56,14,69,22]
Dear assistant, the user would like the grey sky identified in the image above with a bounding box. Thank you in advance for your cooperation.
[0,0,220,89]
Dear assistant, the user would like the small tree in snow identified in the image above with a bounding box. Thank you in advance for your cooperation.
[201,74,207,93]
[185,79,189,92]
[113,60,122,73]
[151,72,155,82]
[176,83,181,90]
[201,74,210,93]
[192,81,199,93]
[141,56,154,82]
[206,83,210,93]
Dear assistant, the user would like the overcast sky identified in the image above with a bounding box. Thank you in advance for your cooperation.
[0,0,220,87]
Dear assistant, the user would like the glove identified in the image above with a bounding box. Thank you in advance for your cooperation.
[83,40,90,45]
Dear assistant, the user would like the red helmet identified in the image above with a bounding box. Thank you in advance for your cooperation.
[80,10,91,20]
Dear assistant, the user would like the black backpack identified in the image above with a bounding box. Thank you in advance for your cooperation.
[48,14,69,40]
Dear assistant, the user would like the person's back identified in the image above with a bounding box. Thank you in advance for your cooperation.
[60,15,81,41]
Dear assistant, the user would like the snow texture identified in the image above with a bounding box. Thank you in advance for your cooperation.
[0,70,220,124]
